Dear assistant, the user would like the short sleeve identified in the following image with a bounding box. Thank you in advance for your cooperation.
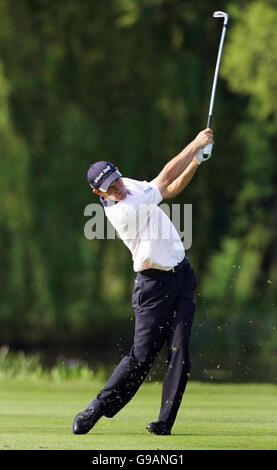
[128,181,163,207]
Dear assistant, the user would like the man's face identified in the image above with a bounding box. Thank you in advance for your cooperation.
[95,177,128,202]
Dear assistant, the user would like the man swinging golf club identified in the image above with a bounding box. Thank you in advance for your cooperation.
[73,9,228,437]
[72,127,214,436]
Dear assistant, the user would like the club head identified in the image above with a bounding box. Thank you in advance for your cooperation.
[213,11,229,25]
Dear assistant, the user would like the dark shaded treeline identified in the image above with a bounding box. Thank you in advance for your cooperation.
[0,0,276,379]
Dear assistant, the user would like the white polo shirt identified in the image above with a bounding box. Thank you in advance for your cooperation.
[102,177,185,272]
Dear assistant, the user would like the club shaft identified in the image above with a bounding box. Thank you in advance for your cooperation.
[207,23,228,128]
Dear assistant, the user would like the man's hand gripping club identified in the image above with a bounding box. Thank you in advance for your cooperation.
[153,128,214,199]
[194,129,214,165]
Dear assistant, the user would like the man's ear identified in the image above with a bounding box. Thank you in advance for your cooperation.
[92,189,100,195]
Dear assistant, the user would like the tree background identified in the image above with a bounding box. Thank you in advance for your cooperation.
[0,0,276,382]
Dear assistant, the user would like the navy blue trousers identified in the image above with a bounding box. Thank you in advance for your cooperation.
[95,261,197,428]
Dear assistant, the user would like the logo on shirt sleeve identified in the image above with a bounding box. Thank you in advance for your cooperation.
[144,187,153,194]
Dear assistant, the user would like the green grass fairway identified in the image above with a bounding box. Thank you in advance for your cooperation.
[0,378,276,450]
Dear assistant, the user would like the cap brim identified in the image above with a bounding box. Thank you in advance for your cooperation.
[99,170,122,192]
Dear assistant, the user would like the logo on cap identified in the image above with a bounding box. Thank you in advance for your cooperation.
[94,164,112,184]
[87,161,122,192]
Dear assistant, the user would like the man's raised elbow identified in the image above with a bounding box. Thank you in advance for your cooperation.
[159,187,175,200]
[152,174,173,194]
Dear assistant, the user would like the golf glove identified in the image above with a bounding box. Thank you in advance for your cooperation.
[195,143,213,165]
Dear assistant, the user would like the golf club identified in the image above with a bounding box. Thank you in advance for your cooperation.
[203,11,229,159]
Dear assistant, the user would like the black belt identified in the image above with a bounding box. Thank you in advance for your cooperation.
[141,256,189,275]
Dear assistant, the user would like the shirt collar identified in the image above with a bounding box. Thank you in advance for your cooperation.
[100,196,118,207]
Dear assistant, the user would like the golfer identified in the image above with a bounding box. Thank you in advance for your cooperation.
[73,128,214,435]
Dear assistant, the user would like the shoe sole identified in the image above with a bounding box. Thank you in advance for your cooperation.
[146,425,171,436]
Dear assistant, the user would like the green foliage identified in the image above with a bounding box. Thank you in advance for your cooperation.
[0,0,276,373]
[222,1,277,126]
[0,345,43,379]
[0,345,102,381]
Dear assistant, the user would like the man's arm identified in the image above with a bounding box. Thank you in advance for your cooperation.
[152,128,213,199]
[159,156,199,199]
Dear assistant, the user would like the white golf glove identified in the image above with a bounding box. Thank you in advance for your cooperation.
[195,143,213,165]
